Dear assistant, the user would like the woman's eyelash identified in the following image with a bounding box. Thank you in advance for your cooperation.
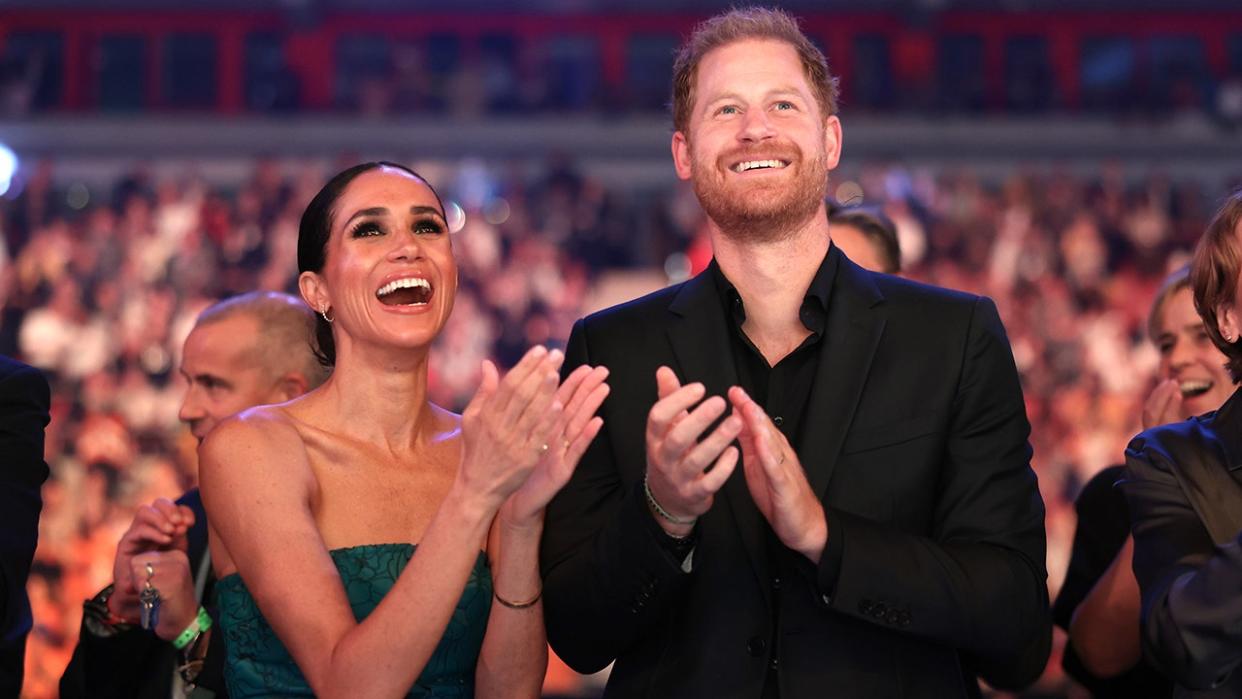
[350,221,383,237]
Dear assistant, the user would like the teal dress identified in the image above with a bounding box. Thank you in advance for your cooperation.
[215,543,492,698]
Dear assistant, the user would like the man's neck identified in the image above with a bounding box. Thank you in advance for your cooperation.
[712,215,831,365]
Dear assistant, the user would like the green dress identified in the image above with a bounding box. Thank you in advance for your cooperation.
[215,543,492,698]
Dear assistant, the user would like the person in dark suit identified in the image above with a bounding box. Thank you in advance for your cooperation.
[60,291,328,699]
[1123,190,1242,696]
[540,8,1050,698]
[0,355,50,697]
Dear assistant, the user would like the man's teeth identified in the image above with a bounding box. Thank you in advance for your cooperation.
[1180,380,1212,398]
[733,159,788,173]
[377,277,430,297]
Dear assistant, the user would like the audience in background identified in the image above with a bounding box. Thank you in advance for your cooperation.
[2,156,1240,697]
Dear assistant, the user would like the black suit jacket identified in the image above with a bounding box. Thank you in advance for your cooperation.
[60,489,228,699]
[541,249,1050,698]
[0,356,50,697]
[1123,390,1242,696]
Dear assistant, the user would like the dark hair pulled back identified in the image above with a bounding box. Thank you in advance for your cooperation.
[298,161,443,367]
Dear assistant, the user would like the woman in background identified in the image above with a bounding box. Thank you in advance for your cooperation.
[1122,190,1242,695]
[1054,263,1230,697]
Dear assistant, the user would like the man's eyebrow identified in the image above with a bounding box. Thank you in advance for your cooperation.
[190,372,231,386]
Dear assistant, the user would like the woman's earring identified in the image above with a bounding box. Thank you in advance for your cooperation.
[321,306,334,324]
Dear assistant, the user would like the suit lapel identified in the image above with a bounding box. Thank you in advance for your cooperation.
[666,270,768,597]
[800,256,886,500]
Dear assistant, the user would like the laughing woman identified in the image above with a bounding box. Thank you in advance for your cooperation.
[199,162,610,699]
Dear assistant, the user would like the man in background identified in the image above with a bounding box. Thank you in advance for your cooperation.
[60,290,328,699]
[827,199,901,275]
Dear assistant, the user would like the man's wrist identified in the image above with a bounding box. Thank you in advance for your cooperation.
[643,474,697,537]
[796,506,829,563]
[84,584,133,638]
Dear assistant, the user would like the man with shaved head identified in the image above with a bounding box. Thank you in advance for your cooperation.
[61,291,328,699]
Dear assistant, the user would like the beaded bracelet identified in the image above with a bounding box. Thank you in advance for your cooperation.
[173,606,213,650]
[643,474,698,526]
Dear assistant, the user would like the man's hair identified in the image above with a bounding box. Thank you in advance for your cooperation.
[1190,188,1242,382]
[670,7,840,135]
[827,200,901,274]
[195,291,330,389]
[1146,265,1191,344]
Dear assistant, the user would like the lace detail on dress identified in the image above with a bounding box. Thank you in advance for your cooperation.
[216,543,492,698]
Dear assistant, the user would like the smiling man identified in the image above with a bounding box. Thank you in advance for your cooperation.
[61,291,327,699]
[541,8,1050,698]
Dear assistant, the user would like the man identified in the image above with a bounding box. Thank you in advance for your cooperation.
[827,199,901,275]
[541,8,1050,698]
[0,355,50,697]
[61,291,328,699]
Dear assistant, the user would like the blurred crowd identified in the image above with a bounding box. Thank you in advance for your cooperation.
[2,155,1240,697]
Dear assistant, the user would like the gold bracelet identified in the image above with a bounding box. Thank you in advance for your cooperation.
[494,587,542,610]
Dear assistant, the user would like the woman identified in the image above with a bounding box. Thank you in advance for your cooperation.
[1122,190,1242,695]
[1055,263,1231,697]
[199,162,610,698]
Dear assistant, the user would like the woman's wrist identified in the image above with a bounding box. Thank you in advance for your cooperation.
[443,481,503,530]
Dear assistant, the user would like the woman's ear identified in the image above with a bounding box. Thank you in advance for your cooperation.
[1218,304,1239,343]
[299,271,329,315]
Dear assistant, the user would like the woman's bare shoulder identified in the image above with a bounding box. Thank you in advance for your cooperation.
[198,404,315,490]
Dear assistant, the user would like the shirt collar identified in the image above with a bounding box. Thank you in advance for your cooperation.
[709,243,838,333]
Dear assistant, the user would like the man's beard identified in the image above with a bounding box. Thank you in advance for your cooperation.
[691,142,829,244]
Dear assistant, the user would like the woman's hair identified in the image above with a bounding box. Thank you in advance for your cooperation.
[297,161,445,367]
[1146,265,1191,344]
[1190,188,1242,383]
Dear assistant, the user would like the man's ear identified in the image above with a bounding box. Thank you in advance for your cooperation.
[273,372,310,403]
[672,131,693,182]
[299,271,329,315]
[823,115,843,171]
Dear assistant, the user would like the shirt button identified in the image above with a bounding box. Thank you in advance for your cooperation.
[772,576,781,590]
[769,657,779,671]
[747,637,767,657]
[773,416,784,427]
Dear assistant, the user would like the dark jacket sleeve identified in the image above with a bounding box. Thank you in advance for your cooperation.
[540,319,696,674]
[0,360,50,640]
[1123,432,1242,691]
[59,613,177,699]
[813,297,1051,688]
[0,359,50,695]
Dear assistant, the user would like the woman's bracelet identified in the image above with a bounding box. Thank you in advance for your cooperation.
[494,587,542,610]
[644,474,698,526]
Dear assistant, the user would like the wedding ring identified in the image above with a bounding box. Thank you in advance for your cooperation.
[538,443,550,455]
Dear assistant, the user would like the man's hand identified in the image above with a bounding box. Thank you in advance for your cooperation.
[729,386,827,563]
[1142,378,1183,430]
[129,549,201,642]
[644,366,742,537]
[110,498,195,622]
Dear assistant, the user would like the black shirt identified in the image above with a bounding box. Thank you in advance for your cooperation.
[710,246,836,698]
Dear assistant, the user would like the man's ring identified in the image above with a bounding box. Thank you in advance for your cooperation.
[145,562,154,582]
